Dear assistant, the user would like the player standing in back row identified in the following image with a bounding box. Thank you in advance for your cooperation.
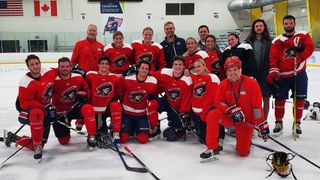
[267,15,315,135]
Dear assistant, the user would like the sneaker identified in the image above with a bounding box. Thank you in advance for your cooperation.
[87,135,96,149]
[273,122,283,134]
[3,130,20,147]
[294,123,302,135]
[112,132,120,143]
[33,145,43,160]
[75,119,84,131]
[200,148,220,163]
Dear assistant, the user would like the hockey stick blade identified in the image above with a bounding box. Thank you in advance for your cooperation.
[124,146,161,180]
[112,142,148,173]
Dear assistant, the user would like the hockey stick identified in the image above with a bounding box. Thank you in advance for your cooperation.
[292,37,300,140]
[111,141,148,173]
[56,120,86,135]
[124,146,160,180]
[245,122,320,170]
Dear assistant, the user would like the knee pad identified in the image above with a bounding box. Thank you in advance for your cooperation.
[136,133,148,144]
[163,127,177,141]
[147,100,159,129]
[29,108,45,126]
[80,104,95,118]
[110,101,122,132]
[120,132,130,144]
[58,134,71,145]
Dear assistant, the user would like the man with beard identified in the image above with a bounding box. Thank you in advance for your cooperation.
[71,24,104,73]
[160,21,187,68]
[267,15,315,136]
[51,57,97,150]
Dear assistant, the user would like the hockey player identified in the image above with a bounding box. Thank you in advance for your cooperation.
[200,56,270,162]
[51,57,97,149]
[205,35,223,78]
[221,33,257,80]
[4,54,58,159]
[86,56,122,145]
[103,31,134,75]
[131,27,166,72]
[71,24,104,72]
[267,15,315,135]
[197,25,209,50]
[154,56,192,141]
[191,59,220,143]
[245,19,272,125]
[118,60,158,144]
[183,37,209,75]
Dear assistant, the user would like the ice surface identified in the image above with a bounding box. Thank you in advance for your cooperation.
[0,64,319,180]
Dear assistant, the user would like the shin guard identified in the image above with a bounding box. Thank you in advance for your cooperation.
[110,101,122,133]
[147,100,159,129]
[275,99,286,122]
[295,99,305,123]
[81,104,96,135]
[29,108,45,146]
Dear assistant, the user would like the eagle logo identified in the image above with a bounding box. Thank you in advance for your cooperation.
[113,54,127,67]
[129,90,146,103]
[96,82,113,97]
[193,82,206,98]
[167,88,180,101]
[61,86,77,102]
[138,52,153,62]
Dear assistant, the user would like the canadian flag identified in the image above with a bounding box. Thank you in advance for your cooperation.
[34,0,57,17]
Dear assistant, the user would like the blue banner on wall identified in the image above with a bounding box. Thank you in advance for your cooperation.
[100,2,123,14]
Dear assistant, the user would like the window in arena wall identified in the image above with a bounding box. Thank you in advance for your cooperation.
[0,40,20,53]
[28,40,48,52]
[166,3,195,16]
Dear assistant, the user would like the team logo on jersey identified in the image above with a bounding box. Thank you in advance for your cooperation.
[138,52,153,62]
[42,83,54,104]
[96,82,113,96]
[114,54,127,67]
[193,82,206,98]
[61,86,78,102]
[129,90,146,103]
[240,89,246,95]
[167,88,181,101]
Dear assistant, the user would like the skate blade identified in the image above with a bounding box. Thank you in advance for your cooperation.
[200,156,219,163]
[149,135,161,141]
[272,131,283,137]
[38,158,42,163]
[89,147,95,151]
[292,132,299,139]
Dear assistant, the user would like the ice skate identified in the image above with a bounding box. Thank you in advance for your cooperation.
[292,123,301,138]
[200,149,219,163]
[33,145,43,161]
[3,130,20,147]
[273,122,283,136]
[96,132,110,148]
[149,126,161,141]
[87,135,96,151]
[75,119,84,131]
[112,132,120,144]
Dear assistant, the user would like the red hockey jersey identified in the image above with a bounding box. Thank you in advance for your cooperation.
[86,71,120,113]
[206,50,220,74]
[119,75,158,116]
[103,43,134,75]
[270,31,315,78]
[71,38,104,72]
[154,68,192,113]
[52,73,90,115]
[184,50,209,71]
[191,73,220,116]
[131,40,166,71]
[18,68,58,110]
[215,75,264,125]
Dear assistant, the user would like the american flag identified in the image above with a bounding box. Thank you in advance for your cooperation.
[0,0,23,16]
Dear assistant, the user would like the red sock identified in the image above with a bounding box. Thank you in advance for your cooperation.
[295,99,304,123]
[16,135,34,150]
[29,108,45,145]
[81,104,96,135]
[57,134,71,145]
[136,133,148,144]
[275,99,285,122]
[120,132,130,144]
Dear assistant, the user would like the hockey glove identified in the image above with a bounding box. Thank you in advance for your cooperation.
[72,66,86,78]
[122,65,137,76]
[227,105,245,123]
[257,121,270,142]
[77,91,89,103]
[266,68,280,84]
[179,113,191,129]
[44,104,57,123]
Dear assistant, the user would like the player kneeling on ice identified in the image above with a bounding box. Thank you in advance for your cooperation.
[200,56,270,162]
[154,56,192,141]
[86,56,122,146]
[4,54,58,160]
[51,57,97,149]
[119,60,158,144]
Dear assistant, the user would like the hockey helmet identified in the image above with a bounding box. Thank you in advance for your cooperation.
[224,56,242,70]
[266,151,296,179]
